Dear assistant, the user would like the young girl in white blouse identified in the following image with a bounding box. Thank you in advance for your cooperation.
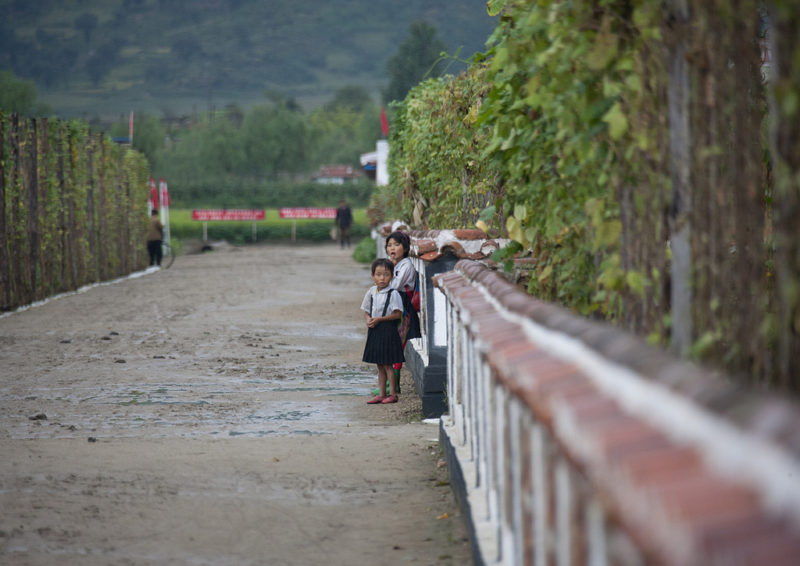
[361,258,405,404]
[383,231,421,394]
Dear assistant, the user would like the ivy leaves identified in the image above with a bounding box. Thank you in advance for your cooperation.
[474,1,662,315]
[387,0,663,319]
[386,66,501,230]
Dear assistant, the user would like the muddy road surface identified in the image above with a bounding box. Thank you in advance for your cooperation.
[0,244,470,566]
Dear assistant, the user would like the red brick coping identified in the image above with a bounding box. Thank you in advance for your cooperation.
[407,228,505,262]
[434,259,800,565]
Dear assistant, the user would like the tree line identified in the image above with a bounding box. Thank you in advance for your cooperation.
[100,22,449,208]
[2,18,454,209]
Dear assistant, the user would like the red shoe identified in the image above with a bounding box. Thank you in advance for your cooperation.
[367,395,387,404]
[381,395,398,404]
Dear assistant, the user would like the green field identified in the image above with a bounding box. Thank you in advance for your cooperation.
[166,208,369,245]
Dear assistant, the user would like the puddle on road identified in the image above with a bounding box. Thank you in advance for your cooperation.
[1,367,378,440]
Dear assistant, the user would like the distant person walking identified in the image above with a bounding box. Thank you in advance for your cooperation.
[335,199,353,248]
[147,209,164,266]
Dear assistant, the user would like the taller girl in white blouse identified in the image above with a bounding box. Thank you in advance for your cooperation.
[384,231,422,394]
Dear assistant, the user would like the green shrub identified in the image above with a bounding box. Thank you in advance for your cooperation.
[352,236,377,264]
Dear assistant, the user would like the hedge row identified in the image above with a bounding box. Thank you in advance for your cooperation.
[384,1,800,391]
[1,113,150,312]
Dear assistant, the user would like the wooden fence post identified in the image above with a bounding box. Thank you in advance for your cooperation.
[28,118,40,300]
[0,113,11,310]
[87,137,98,282]
[0,115,8,310]
[767,6,800,390]
[67,132,78,289]
[666,0,693,357]
[10,115,23,306]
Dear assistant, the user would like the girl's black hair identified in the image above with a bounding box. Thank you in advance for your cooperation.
[371,257,394,274]
[385,231,410,258]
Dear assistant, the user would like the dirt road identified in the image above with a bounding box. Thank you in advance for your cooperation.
[0,243,470,566]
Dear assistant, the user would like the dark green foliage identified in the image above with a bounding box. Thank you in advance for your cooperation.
[383,21,448,104]
[111,114,166,165]
[0,71,40,115]
[113,94,383,206]
[170,220,368,244]
[170,178,375,209]
[389,0,800,392]
[352,236,377,264]
[325,86,374,113]
[4,0,497,118]
[0,113,150,312]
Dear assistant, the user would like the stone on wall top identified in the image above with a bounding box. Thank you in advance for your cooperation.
[409,228,507,263]
[373,221,508,263]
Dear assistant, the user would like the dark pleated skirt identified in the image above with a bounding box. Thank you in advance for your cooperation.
[362,320,405,365]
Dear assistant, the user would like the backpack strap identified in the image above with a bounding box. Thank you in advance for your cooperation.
[380,288,397,317]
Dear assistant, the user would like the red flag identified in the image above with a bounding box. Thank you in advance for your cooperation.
[149,177,158,210]
[380,107,389,137]
[159,179,171,207]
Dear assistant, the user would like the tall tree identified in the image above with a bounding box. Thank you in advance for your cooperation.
[383,21,447,103]
[325,85,373,113]
[111,113,166,168]
[0,71,38,114]
[243,101,308,177]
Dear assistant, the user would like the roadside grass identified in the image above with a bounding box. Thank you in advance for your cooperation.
[352,236,377,264]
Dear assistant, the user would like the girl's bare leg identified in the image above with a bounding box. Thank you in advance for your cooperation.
[377,365,389,397]
[376,364,396,396]
[386,365,397,396]
[377,364,397,396]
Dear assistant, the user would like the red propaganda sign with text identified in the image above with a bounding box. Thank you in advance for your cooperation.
[278,207,336,219]
[192,209,265,221]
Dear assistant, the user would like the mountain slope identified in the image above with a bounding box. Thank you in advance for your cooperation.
[1,0,497,119]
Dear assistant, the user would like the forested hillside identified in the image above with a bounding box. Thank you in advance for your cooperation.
[0,0,496,119]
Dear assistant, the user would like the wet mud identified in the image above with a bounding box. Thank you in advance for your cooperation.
[0,244,470,565]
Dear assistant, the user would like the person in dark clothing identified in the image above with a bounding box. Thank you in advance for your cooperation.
[335,199,353,248]
[147,209,164,266]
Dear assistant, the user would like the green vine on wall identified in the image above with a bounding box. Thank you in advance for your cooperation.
[481,1,666,319]
[384,64,502,230]
[385,0,798,391]
[1,113,150,311]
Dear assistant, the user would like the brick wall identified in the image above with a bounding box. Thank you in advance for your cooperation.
[434,259,800,566]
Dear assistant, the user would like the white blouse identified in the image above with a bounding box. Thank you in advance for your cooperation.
[361,286,404,317]
[390,257,417,293]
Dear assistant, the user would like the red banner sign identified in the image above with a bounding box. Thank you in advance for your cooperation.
[279,207,336,219]
[192,209,265,221]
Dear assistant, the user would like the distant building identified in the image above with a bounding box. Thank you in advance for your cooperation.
[312,164,363,184]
